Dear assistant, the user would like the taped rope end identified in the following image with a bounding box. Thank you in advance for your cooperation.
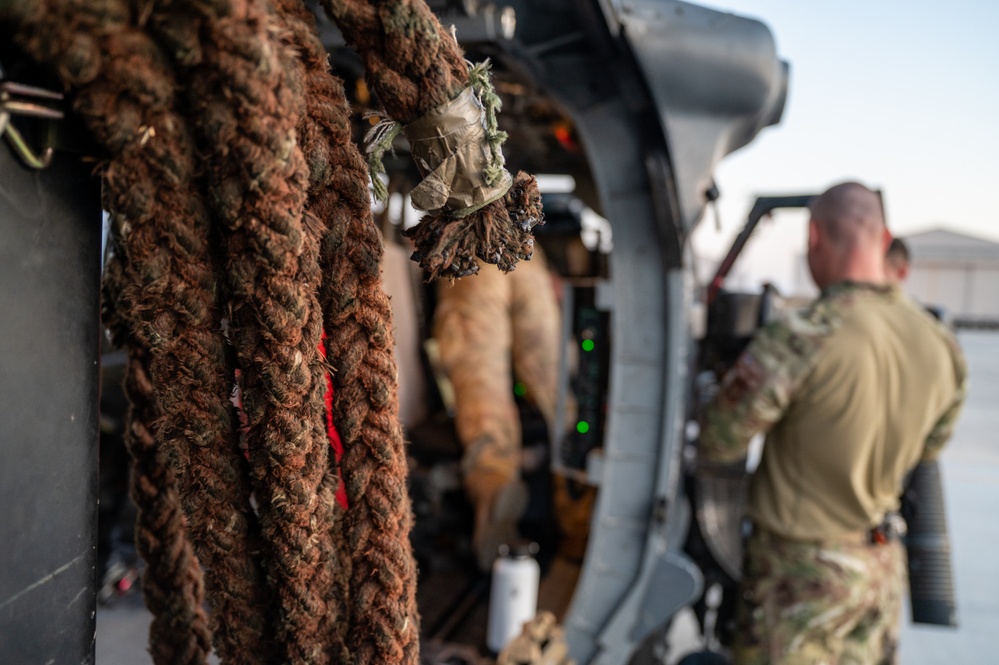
[402,171,543,281]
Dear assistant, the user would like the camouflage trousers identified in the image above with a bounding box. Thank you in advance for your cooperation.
[733,527,905,665]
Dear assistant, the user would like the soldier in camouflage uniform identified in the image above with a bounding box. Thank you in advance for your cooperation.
[434,248,563,570]
[698,182,967,664]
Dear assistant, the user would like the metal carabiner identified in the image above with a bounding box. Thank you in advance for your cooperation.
[0,80,64,169]
[2,120,55,169]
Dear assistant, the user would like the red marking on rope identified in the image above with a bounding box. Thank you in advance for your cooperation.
[320,333,348,510]
[233,342,346,509]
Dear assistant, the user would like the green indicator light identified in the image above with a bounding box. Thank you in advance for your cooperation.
[576,421,590,434]
[581,339,595,352]
[513,382,527,397]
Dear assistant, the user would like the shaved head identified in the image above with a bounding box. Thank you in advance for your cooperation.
[806,181,891,289]
[809,182,885,245]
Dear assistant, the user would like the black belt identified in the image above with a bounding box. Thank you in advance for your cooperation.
[751,514,906,547]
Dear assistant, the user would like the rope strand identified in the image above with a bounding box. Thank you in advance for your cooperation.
[124,347,214,665]
[276,2,420,662]
[2,1,543,661]
[5,0,277,660]
[105,248,213,665]
[148,0,337,660]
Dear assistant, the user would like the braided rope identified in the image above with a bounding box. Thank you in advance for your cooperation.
[322,202,419,664]
[5,0,276,660]
[6,2,217,662]
[105,248,212,665]
[123,348,213,665]
[275,3,420,662]
[2,1,543,662]
[144,1,338,661]
[272,0,362,659]
[323,0,468,123]
[322,0,543,281]
[93,3,276,658]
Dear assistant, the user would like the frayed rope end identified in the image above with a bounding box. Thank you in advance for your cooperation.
[402,171,543,281]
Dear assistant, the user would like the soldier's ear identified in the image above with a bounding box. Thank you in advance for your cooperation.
[807,220,821,251]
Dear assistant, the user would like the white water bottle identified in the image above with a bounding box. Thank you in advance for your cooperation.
[486,543,540,653]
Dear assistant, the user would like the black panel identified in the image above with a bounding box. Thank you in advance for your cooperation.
[0,146,102,664]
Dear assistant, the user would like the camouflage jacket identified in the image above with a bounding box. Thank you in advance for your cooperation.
[699,282,967,540]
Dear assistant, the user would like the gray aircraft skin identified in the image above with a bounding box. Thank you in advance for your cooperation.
[0,1,787,663]
[374,2,789,662]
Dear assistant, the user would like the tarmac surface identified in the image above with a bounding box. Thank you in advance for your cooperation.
[897,330,999,663]
[96,331,999,664]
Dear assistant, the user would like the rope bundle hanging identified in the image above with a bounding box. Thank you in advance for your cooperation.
[323,0,544,280]
[0,0,540,663]
[5,1,276,662]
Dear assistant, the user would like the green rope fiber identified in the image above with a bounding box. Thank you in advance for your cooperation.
[364,112,402,203]
[467,59,508,187]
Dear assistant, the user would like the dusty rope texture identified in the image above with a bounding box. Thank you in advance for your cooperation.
[123,347,213,665]
[146,0,340,662]
[104,248,213,665]
[91,7,277,663]
[8,2,212,663]
[323,0,544,280]
[99,13,276,662]
[272,1,369,661]
[4,1,275,662]
[4,0,539,662]
[276,2,421,664]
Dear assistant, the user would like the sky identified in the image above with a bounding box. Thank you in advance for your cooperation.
[687,0,999,293]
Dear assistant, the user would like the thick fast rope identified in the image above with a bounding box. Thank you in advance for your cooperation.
[274,2,420,662]
[95,5,277,661]
[2,1,541,662]
[272,0,358,659]
[319,104,421,665]
[104,251,213,665]
[1,1,276,662]
[122,348,213,665]
[142,1,340,661]
[322,0,543,280]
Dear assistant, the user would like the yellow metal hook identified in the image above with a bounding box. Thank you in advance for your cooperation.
[3,121,55,169]
[0,80,63,170]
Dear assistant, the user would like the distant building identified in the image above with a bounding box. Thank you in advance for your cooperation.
[903,229,999,326]
[710,225,999,328]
